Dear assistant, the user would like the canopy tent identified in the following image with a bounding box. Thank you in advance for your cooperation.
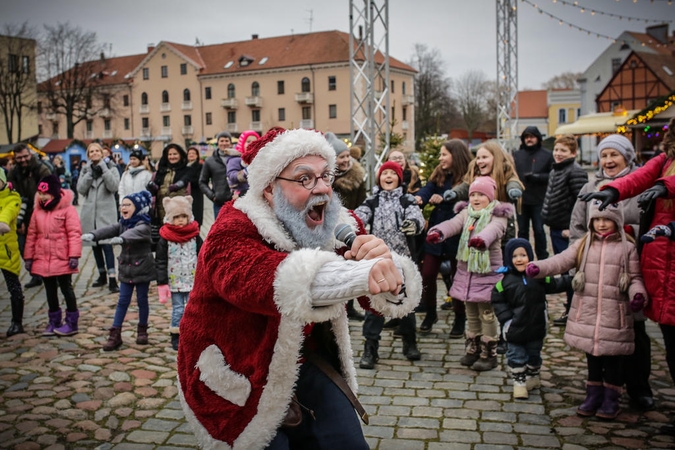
[554,110,639,135]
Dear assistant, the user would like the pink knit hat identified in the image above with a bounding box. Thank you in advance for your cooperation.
[469,176,497,202]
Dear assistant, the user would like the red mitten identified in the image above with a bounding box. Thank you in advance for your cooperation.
[468,237,486,249]
[525,263,540,277]
[426,230,443,244]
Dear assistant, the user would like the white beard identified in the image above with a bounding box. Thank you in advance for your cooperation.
[273,188,341,249]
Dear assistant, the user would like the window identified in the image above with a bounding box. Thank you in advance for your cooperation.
[184,115,192,126]
[227,111,236,124]
[278,108,285,121]
[577,108,581,119]
[251,82,260,97]
[391,80,395,93]
[37,102,42,114]
[252,110,261,122]
[558,108,567,124]
[183,89,191,102]
[52,122,58,135]
[22,56,29,74]
[402,81,407,95]
[302,106,311,120]
[301,77,311,93]
[123,95,129,107]
[163,115,170,127]
[611,58,621,74]
[86,121,93,132]
[124,118,130,130]
[278,80,285,95]
[328,76,336,91]
[161,65,168,78]
[329,104,337,119]
[162,90,169,103]
[104,119,111,131]
[142,117,149,128]
[8,54,18,72]
[86,96,92,109]
[103,94,111,109]
[205,112,212,125]
[180,63,187,75]
[227,83,235,99]
[141,92,148,105]
[205,86,212,99]
[142,67,149,80]
[402,106,407,121]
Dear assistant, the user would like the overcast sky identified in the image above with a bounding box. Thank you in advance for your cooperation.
[2,0,674,89]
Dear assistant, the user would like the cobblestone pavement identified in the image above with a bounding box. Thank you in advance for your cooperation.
[1,204,674,449]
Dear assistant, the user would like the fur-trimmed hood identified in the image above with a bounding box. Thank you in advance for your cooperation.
[333,159,366,193]
[453,200,515,218]
[33,188,74,212]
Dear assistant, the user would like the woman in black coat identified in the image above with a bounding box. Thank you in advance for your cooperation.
[148,143,192,224]
[186,145,204,227]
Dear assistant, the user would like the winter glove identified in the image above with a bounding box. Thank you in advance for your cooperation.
[400,219,417,236]
[146,181,159,195]
[641,223,675,243]
[168,181,185,193]
[25,259,33,273]
[468,237,486,250]
[507,188,523,200]
[525,263,540,278]
[523,173,541,183]
[108,236,124,245]
[630,293,647,313]
[158,285,171,304]
[98,159,109,171]
[426,229,443,244]
[578,187,619,211]
[68,258,79,270]
[81,233,94,242]
[443,189,458,202]
[0,222,9,234]
[637,183,668,209]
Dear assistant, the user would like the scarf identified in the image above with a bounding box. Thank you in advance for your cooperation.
[457,201,497,274]
[120,213,151,230]
[39,197,61,211]
[159,221,200,243]
[602,165,631,180]
[127,165,146,177]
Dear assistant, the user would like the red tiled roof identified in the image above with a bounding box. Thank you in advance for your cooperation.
[40,138,136,154]
[38,53,146,91]
[639,52,675,91]
[515,90,548,119]
[626,31,675,56]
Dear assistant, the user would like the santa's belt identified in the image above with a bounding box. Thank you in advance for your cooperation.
[304,353,369,425]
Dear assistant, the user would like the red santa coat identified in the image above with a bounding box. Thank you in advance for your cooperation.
[177,195,421,450]
[602,154,675,326]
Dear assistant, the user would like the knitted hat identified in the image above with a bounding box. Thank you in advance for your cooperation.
[241,127,336,199]
[325,132,350,157]
[216,131,232,142]
[124,190,153,216]
[597,134,635,165]
[37,174,62,200]
[469,176,497,202]
[236,130,261,153]
[130,149,144,161]
[503,238,534,269]
[377,161,403,187]
[163,195,193,224]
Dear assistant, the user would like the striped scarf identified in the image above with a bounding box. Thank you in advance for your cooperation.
[457,201,497,274]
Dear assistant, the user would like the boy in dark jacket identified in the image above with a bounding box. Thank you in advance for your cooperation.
[491,238,570,399]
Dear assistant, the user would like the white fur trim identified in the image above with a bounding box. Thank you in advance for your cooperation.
[367,253,422,318]
[177,382,233,450]
[330,313,359,393]
[196,345,251,407]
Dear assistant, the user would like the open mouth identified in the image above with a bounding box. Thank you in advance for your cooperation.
[478,164,489,174]
[306,201,326,225]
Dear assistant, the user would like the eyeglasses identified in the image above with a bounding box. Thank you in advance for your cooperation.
[276,171,335,190]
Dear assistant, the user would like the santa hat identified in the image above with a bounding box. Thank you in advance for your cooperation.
[37,174,62,201]
[241,127,336,200]
[469,176,496,202]
[163,195,194,224]
[124,190,153,216]
[377,161,403,187]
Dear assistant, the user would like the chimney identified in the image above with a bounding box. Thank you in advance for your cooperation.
[100,52,105,61]
[252,34,259,40]
[147,43,155,53]
[646,23,668,44]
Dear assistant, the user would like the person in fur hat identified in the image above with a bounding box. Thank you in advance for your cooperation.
[526,199,647,420]
[155,195,202,351]
[177,127,421,450]
[426,176,515,372]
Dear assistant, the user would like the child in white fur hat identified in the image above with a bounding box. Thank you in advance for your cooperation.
[155,195,202,350]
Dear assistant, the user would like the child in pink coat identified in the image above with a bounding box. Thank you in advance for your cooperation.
[426,176,514,371]
[24,175,82,336]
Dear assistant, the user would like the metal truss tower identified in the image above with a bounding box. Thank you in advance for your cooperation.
[350,0,390,189]
[496,0,519,151]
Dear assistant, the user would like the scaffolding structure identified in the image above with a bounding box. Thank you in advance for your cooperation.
[496,0,519,151]
[349,0,390,189]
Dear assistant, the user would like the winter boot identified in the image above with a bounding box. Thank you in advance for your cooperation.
[136,324,149,345]
[359,339,379,369]
[402,334,421,361]
[92,272,107,287]
[346,300,365,321]
[6,322,24,337]
[54,310,79,336]
[448,313,466,339]
[511,366,529,399]
[471,338,498,372]
[43,309,63,336]
[171,333,180,351]
[108,277,120,294]
[24,275,42,289]
[103,327,123,351]
[419,311,438,333]
[595,383,622,420]
[496,334,507,355]
[525,364,541,391]
[8,293,25,337]
[577,381,604,416]
[459,335,481,367]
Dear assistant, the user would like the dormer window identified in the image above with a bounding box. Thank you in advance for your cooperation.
[224,61,234,69]
[239,55,254,67]
[259,57,268,65]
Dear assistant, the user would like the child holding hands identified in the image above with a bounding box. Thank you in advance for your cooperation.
[426,176,514,371]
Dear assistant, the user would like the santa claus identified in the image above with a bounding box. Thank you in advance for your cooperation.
[177,127,421,449]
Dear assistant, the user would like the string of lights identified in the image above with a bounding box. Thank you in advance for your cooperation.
[550,0,673,24]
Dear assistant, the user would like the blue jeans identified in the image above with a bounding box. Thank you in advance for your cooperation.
[517,204,548,260]
[213,203,222,219]
[505,339,543,369]
[113,281,150,328]
[93,244,116,276]
[171,291,189,329]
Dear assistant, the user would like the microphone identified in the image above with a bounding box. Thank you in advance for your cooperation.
[334,223,357,249]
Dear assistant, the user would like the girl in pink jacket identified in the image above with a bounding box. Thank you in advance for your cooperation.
[25,175,82,337]
[526,199,647,420]
[426,177,514,372]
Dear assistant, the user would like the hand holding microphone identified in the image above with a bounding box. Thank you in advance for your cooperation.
[335,223,392,261]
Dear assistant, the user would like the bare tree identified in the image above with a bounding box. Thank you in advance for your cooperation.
[39,22,107,139]
[542,71,582,90]
[0,22,38,143]
[453,70,489,142]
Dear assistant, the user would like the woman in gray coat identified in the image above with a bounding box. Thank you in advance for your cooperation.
[77,142,121,292]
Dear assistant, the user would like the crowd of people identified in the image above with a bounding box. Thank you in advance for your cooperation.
[1,118,675,447]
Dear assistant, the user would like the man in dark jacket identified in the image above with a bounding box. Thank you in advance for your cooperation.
[199,131,233,218]
[8,144,53,288]
[513,127,553,260]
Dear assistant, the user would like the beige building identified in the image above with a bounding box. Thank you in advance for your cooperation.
[38,30,417,158]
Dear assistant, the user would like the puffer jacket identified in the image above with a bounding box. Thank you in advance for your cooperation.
[118,166,152,204]
[24,190,81,277]
[199,152,232,207]
[415,175,459,257]
[541,158,589,229]
[429,201,514,302]
[91,221,155,284]
[513,126,554,205]
[0,187,21,275]
[77,158,120,234]
[333,159,367,210]
[531,234,647,356]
